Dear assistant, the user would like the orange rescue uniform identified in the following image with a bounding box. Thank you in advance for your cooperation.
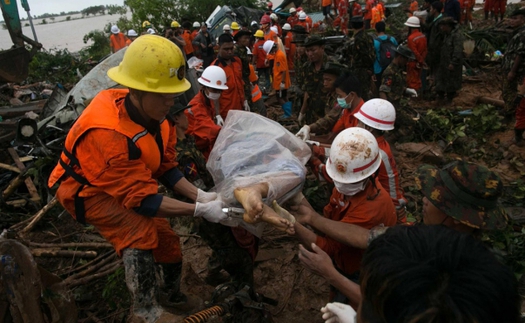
[287,14,299,27]
[331,99,364,134]
[110,33,127,52]
[191,29,200,57]
[272,49,291,90]
[409,0,419,16]
[492,0,507,17]
[182,30,194,56]
[316,178,397,276]
[212,56,245,118]
[406,30,427,90]
[48,89,181,264]
[284,32,296,70]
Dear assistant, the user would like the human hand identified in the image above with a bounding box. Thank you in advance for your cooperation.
[215,115,225,126]
[201,43,206,49]
[289,197,315,225]
[296,125,311,141]
[194,200,227,223]
[298,112,306,125]
[196,189,217,203]
[299,243,335,277]
[243,100,251,111]
[280,82,286,90]
[405,88,418,97]
[320,302,357,323]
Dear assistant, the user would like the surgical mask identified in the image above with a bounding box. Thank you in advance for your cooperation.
[205,90,221,100]
[334,179,367,196]
[336,93,354,109]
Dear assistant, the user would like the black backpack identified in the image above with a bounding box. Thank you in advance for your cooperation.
[377,36,396,70]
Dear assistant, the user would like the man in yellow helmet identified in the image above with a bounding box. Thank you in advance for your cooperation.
[48,35,226,322]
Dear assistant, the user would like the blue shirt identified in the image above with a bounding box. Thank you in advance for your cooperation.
[373,34,398,74]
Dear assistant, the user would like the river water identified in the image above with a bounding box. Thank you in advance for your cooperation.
[0,13,131,52]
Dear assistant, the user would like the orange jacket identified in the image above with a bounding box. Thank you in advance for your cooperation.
[185,90,222,158]
[364,0,374,19]
[406,30,427,89]
[48,89,178,219]
[212,56,245,118]
[182,30,194,55]
[272,49,291,90]
[110,33,127,52]
[306,16,313,29]
[371,6,382,28]
[287,15,299,27]
[409,0,419,15]
[376,136,407,212]
[264,29,279,42]
[317,178,397,275]
[296,20,310,32]
[331,99,364,134]
[253,39,268,69]
[377,1,386,19]
[352,2,363,17]
[284,32,296,70]
[323,0,332,6]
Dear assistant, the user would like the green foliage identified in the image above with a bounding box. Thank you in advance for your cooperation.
[482,224,525,281]
[66,16,71,21]
[102,267,130,311]
[82,5,106,17]
[302,178,331,213]
[41,19,47,24]
[81,30,111,61]
[27,49,88,85]
[106,5,128,16]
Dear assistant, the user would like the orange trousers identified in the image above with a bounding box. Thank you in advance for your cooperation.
[407,61,422,90]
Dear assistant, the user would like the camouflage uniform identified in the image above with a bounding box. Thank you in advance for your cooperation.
[379,63,413,128]
[293,52,308,114]
[414,161,508,230]
[502,25,525,114]
[302,54,330,124]
[425,14,444,76]
[435,25,464,97]
[175,135,254,288]
[235,44,252,105]
[310,91,341,134]
[341,29,376,100]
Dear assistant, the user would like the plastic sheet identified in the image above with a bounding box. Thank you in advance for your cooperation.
[207,110,311,236]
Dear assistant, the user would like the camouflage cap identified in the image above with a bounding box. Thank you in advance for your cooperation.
[303,35,326,47]
[323,62,348,76]
[291,25,309,34]
[394,45,416,60]
[415,161,508,230]
[438,16,458,26]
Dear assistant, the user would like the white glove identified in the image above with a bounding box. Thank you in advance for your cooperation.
[320,302,357,323]
[280,82,286,90]
[243,100,251,111]
[215,115,224,126]
[298,112,306,125]
[405,88,418,97]
[196,189,217,203]
[194,200,227,223]
[296,125,310,141]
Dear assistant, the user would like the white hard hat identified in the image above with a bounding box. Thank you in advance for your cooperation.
[223,24,231,31]
[263,40,276,54]
[270,25,278,34]
[289,7,297,13]
[147,28,156,34]
[283,23,292,30]
[111,25,120,34]
[404,16,421,28]
[325,127,381,183]
[198,66,229,90]
[193,21,201,28]
[354,99,396,131]
[251,20,258,26]
[299,12,307,20]
[246,46,252,55]
[127,29,138,37]
[270,13,278,21]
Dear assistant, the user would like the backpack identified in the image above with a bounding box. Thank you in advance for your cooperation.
[377,36,396,70]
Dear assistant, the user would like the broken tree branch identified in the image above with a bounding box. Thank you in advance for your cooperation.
[31,249,98,258]
[0,163,21,173]
[7,148,40,204]
[19,197,58,234]
[29,241,112,249]
[65,260,122,288]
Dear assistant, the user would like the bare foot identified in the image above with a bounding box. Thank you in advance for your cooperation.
[234,184,267,223]
[260,204,294,234]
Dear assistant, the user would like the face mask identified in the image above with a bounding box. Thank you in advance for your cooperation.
[337,93,354,109]
[206,90,221,100]
[334,179,367,196]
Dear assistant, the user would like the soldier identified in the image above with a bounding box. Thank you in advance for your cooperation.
[234,30,254,108]
[425,1,444,80]
[502,9,525,115]
[299,35,329,125]
[435,17,463,103]
[341,16,376,101]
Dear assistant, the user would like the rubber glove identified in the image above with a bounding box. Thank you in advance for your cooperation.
[215,115,224,126]
[194,200,227,223]
[405,88,418,97]
[298,112,306,125]
[295,125,310,141]
[320,302,357,323]
[196,189,217,203]
[243,100,251,111]
[280,82,286,90]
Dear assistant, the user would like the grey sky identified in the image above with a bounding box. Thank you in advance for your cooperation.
[17,0,125,17]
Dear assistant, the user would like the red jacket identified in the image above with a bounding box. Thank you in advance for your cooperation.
[284,32,296,70]
[212,56,245,117]
[253,39,267,69]
[287,14,299,27]
[185,90,222,158]
[316,178,397,275]
[406,30,427,89]
[376,136,407,212]
[331,99,364,134]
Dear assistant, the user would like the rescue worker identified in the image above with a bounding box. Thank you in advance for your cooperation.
[336,0,349,35]
[234,30,254,108]
[288,7,299,27]
[299,35,329,125]
[110,25,127,53]
[247,51,267,116]
[349,0,363,20]
[48,35,227,323]
[425,1,444,79]
[355,99,408,222]
[408,0,419,16]
[371,4,382,29]
[290,127,397,300]
[297,12,311,33]
[363,0,375,29]
[502,9,525,116]
[264,40,292,116]
[460,0,474,27]
[191,22,201,58]
[484,0,494,20]
[322,0,334,22]
[252,30,270,93]
[185,65,227,158]
[193,23,216,68]
[231,21,240,37]
[282,23,296,72]
[181,22,194,59]
[405,16,428,92]
[126,29,138,46]
[342,16,376,101]
[435,17,463,103]
[142,20,154,35]
[169,21,186,55]
[513,78,525,146]
[270,13,282,36]
[261,14,279,42]
[212,34,247,116]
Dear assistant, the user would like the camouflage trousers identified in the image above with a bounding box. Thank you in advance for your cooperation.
[503,77,518,116]
[354,68,372,101]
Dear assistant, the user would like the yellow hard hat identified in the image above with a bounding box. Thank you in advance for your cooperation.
[254,30,264,38]
[142,20,151,28]
[107,35,191,94]
[171,20,181,28]
[231,21,240,30]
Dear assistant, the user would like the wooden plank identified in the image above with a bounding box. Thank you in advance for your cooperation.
[0,163,21,173]
[7,148,40,203]
[0,100,46,118]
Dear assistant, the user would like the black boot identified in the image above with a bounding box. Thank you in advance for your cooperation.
[159,262,186,304]
[485,11,489,20]
[515,129,525,146]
